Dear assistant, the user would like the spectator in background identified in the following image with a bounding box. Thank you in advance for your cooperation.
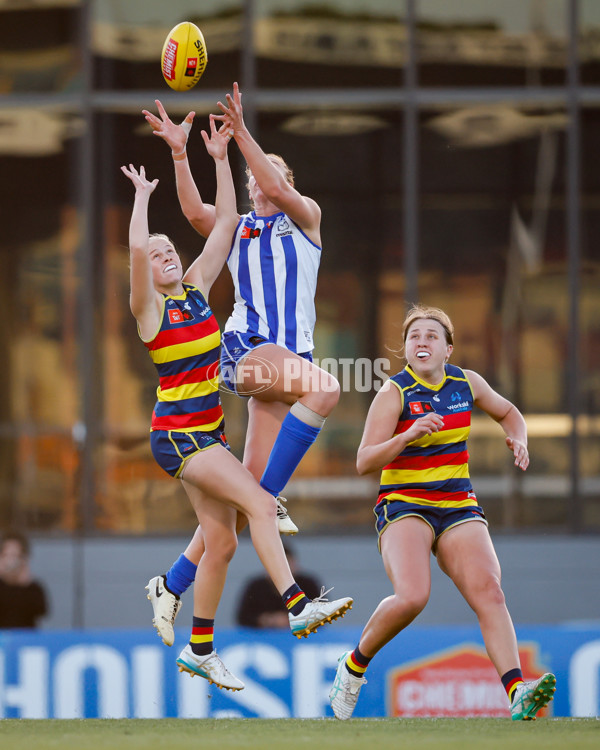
[237,544,322,628]
[0,531,48,628]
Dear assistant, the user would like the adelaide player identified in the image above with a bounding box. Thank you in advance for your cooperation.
[329,304,556,721]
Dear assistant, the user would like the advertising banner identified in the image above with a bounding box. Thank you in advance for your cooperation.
[0,625,598,719]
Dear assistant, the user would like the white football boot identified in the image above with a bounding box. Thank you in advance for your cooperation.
[176,644,245,691]
[289,587,353,638]
[510,673,556,720]
[329,651,366,720]
[276,496,299,535]
[145,575,182,647]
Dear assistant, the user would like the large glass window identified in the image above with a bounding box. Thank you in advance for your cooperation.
[0,106,83,530]
[255,0,404,88]
[580,0,600,85]
[0,1,83,93]
[0,0,597,536]
[580,104,600,530]
[416,0,567,87]
[412,102,572,529]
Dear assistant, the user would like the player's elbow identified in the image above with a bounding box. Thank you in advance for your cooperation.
[183,205,205,225]
[262,181,287,206]
[184,212,212,238]
[356,451,370,476]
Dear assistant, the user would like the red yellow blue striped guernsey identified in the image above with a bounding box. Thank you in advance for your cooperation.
[378,363,478,508]
[142,283,224,432]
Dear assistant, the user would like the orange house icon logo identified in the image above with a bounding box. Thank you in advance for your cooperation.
[387,643,552,718]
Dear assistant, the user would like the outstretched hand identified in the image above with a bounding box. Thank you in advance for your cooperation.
[201,114,232,160]
[142,100,194,154]
[213,81,245,136]
[506,437,529,471]
[120,164,159,194]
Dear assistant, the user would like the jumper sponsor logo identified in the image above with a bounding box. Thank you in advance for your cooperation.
[387,644,551,718]
[446,401,469,411]
[406,389,421,397]
[162,39,178,81]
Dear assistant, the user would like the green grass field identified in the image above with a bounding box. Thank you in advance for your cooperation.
[1,718,598,750]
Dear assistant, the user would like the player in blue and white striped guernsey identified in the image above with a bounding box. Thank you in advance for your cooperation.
[216,84,337,534]
[224,202,319,355]
[141,86,348,645]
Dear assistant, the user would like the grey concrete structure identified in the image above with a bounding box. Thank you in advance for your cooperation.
[29,534,600,631]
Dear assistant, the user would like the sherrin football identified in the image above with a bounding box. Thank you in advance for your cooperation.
[161,22,207,92]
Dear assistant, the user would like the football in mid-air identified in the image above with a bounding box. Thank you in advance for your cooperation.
[161,22,207,91]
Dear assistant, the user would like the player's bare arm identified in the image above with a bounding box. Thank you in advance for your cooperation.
[120,164,163,338]
[357,380,444,475]
[183,116,238,297]
[143,100,217,238]
[465,369,529,471]
[215,83,321,243]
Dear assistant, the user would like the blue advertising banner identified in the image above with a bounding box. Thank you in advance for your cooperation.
[0,625,598,719]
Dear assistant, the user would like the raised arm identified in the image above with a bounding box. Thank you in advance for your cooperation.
[183,115,239,297]
[215,82,321,242]
[143,100,217,237]
[465,369,529,471]
[120,164,162,337]
[356,380,445,475]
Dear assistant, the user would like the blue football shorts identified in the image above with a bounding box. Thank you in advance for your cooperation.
[150,425,230,478]
[374,498,488,553]
[219,330,313,396]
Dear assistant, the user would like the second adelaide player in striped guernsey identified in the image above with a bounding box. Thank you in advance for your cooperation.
[329,304,556,721]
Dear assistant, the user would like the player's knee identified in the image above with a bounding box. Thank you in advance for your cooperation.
[247,491,278,524]
[391,591,429,627]
[321,373,340,410]
[221,534,238,564]
[472,576,506,611]
[485,579,506,607]
[303,372,340,414]
[262,493,278,522]
[397,591,429,620]
[205,530,238,565]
